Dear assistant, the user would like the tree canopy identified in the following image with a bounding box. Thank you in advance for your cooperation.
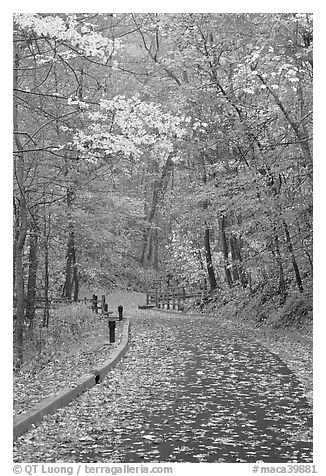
[13,13,312,368]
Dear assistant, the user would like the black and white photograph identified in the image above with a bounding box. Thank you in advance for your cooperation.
[11,8,315,473]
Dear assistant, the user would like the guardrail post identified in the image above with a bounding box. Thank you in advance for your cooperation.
[118,305,123,321]
[167,288,170,309]
[146,293,149,306]
[101,295,106,314]
[108,320,116,343]
[91,295,98,313]
[155,289,159,308]
[172,288,176,310]
[177,289,181,310]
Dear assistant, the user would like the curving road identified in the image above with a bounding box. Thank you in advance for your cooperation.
[13,310,313,463]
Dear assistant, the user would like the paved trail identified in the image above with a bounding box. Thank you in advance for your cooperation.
[14,309,312,463]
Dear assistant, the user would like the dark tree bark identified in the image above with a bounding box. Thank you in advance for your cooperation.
[204,227,217,291]
[25,219,39,328]
[63,187,79,301]
[229,235,240,283]
[63,228,76,301]
[220,215,233,287]
[273,228,287,304]
[200,157,219,291]
[283,220,304,293]
[230,234,248,288]
[13,47,27,369]
[72,241,79,302]
[43,214,50,328]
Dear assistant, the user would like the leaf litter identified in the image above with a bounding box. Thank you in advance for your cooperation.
[14,308,312,463]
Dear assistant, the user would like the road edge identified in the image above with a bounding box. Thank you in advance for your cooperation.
[13,320,130,441]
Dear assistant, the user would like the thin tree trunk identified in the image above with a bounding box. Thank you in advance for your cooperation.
[13,47,27,369]
[64,228,74,300]
[283,220,304,293]
[230,234,248,288]
[201,157,218,291]
[25,219,38,329]
[220,215,233,287]
[257,73,312,171]
[204,227,217,291]
[43,214,50,328]
[273,229,287,304]
[63,187,78,300]
[72,242,79,302]
[13,198,20,290]
[196,248,208,289]
[229,235,240,283]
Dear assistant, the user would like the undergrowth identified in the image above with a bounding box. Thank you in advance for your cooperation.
[15,303,105,373]
[191,283,313,333]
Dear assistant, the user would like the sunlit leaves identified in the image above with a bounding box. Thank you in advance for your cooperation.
[14,14,114,60]
[73,95,188,160]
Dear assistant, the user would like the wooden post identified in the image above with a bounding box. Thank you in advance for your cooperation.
[177,289,181,311]
[108,320,116,343]
[172,288,176,310]
[101,295,106,314]
[167,288,170,309]
[91,294,98,313]
[182,287,186,310]
[118,305,123,321]
[155,289,159,308]
[104,303,108,314]
[146,293,149,306]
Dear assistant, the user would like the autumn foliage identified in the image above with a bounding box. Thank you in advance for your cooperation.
[13,13,312,368]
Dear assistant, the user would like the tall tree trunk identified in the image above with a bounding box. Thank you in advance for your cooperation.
[43,214,50,328]
[141,154,173,267]
[204,227,217,291]
[64,228,74,300]
[220,215,233,287]
[13,198,20,289]
[13,46,27,369]
[273,228,287,304]
[25,219,38,329]
[196,248,208,289]
[71,242,79,302]
[201,157,218,291]
[283,220,304,293]
[229,235,240,283]
[63,187,78,301]
[230,234,248,288]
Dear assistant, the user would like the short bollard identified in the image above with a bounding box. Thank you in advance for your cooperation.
[92,294,98,313]
[109,320,116,343]
[118,305,123,321]
[101,295,106,314]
